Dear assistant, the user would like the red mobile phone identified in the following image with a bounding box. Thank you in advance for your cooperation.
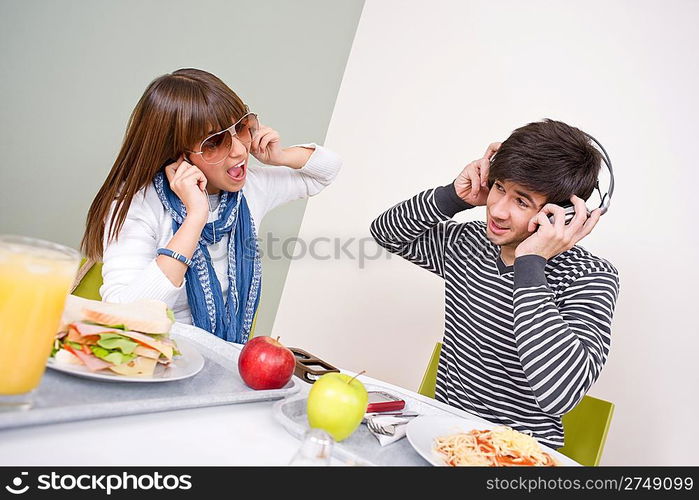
[366,391,406,413]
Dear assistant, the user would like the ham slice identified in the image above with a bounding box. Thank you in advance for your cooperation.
[66,346,111,372]
[66,327,99,345]
[71,323,122,337]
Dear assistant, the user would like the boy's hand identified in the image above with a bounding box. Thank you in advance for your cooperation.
[515,195,602,260]
[454,142,501,206]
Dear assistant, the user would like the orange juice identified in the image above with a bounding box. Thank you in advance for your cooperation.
[0,236,79,396]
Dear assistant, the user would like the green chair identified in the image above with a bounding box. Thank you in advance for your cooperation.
[557,395,615,466]
[249,310,258,340]
[418,342,443,399]
[71,259,103,300]
[417,342,614,466]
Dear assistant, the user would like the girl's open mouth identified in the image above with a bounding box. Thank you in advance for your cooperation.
[226,160,246,181]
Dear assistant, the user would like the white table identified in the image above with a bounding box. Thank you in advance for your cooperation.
[0,373,474,466]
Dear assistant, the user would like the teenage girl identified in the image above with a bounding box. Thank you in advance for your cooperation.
[80,68,341,343]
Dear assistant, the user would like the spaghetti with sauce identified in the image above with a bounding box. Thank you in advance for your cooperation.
[434,426,557,466]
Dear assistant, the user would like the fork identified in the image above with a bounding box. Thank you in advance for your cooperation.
[365,414,419,436]
[366,418,396,436]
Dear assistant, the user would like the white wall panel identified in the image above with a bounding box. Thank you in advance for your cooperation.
[273,0,699,465]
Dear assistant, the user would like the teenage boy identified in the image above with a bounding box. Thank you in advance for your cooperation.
[370,119,620,447]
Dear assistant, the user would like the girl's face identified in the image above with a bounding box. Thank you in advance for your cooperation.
[187,128,250,195]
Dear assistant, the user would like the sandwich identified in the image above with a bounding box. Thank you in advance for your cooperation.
[52,295,180,377]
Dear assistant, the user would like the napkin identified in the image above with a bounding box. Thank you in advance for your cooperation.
[366,415,412,446]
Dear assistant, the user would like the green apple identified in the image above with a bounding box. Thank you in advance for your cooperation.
[306,372,368,442]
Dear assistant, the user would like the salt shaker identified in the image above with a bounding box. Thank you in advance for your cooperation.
[288,428,334,465]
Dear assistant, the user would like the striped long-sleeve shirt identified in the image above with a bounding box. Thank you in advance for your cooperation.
[370,183,620,448]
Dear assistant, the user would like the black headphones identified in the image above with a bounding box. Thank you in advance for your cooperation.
[547,133,614,225]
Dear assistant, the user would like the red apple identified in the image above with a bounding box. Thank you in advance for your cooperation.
[238,336,295,390]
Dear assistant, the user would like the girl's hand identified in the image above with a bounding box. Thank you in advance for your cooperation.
[250,125,284,165]
[164,156,209,222]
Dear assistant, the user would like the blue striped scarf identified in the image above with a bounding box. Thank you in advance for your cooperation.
[153,171,262,343]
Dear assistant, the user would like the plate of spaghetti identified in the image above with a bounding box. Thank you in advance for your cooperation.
[406,416,579,466]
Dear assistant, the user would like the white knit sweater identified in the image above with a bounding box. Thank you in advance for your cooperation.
[100,144,341,324]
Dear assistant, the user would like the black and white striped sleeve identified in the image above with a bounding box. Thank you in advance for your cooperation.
[511,255,620,416]
[369,183,473,278]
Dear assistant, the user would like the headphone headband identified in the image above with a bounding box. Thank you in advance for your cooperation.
[584,133,614,215]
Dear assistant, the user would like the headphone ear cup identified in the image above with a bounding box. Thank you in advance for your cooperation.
[547,203,578,225]
[562,204,592,225]
[563,205,577,225]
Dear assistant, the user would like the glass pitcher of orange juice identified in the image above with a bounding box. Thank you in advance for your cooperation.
[0,234,80,410]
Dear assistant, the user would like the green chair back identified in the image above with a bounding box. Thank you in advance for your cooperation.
[249,310,258,340]
[418,342,442,399]
[417,342,614,466]
[558,395,614,467]
[71,259,103,300]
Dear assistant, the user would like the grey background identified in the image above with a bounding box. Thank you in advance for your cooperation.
[0,0,364,335]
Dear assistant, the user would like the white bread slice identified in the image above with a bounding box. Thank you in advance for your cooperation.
[77,298,173,334]
[61,295,97,326]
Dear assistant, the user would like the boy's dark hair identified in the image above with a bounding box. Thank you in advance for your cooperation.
[488,119,602,205]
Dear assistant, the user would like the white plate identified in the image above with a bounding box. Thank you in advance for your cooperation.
[46,335,205,383]
[406,415,579,466]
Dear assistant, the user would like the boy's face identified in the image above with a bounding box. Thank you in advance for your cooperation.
[485,179,548,248]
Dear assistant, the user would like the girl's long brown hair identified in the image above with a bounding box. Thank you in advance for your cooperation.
[81,68,248,261]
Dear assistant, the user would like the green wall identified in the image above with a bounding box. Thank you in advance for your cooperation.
[0,0,364,335]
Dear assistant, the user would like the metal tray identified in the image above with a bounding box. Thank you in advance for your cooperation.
[272,383,488,466]
[0,324,299,430]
